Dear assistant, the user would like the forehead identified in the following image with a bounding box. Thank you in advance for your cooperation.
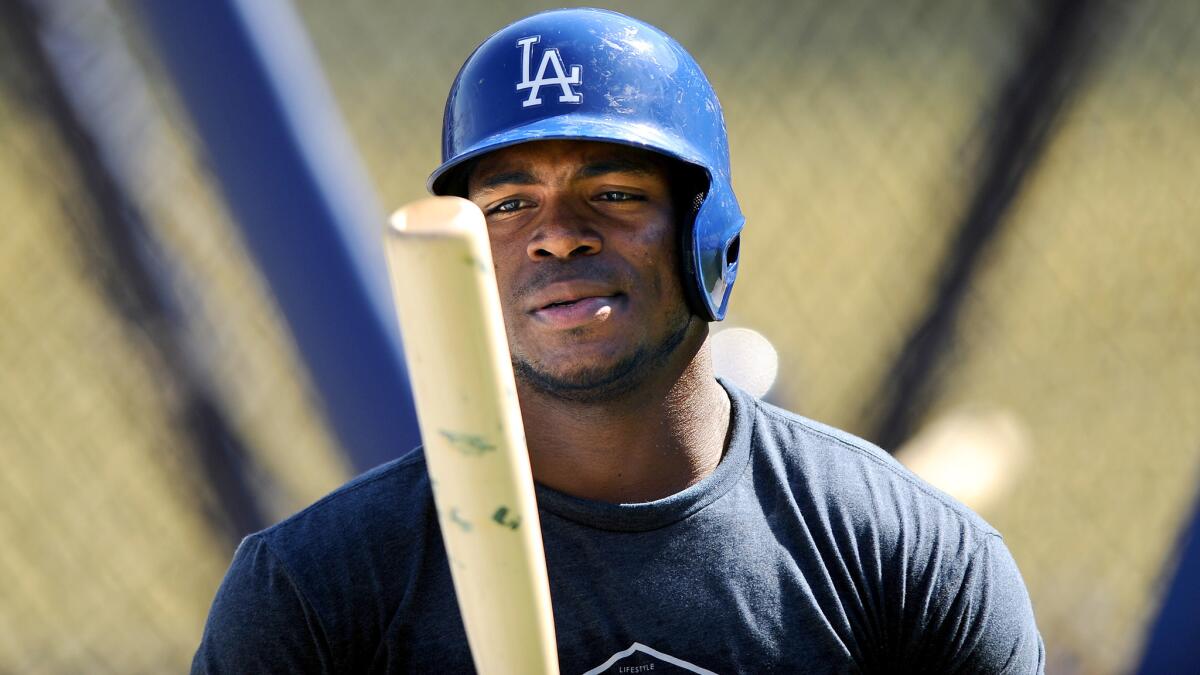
[468,140,668,185]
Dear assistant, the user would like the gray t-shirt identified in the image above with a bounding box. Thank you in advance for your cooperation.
[192,381,1044,674]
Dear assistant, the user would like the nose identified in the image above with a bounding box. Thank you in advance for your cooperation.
[526,198,602,261]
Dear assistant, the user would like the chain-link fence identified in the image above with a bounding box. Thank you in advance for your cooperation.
[301,4,1200,667]
[1,0,1197,672]
[0,1,349,671]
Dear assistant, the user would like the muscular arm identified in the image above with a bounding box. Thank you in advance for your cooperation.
[905,534,1045,674]
[191,535,331,674]
[952,535,1045,673]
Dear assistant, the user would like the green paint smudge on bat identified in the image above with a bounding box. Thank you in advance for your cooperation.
[449,507,473,532]
[439,429,496,456]
[462,255,488,273]
[492,506,521,531]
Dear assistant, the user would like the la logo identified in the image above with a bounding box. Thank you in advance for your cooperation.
[515,36,582,108]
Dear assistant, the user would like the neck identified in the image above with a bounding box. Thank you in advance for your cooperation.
[518,325,731,503]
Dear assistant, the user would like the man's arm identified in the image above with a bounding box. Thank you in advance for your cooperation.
[192,535,330,674]
[924,534,1046,674]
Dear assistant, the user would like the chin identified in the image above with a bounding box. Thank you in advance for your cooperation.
[511,316,695,403]
[512,355,647,403]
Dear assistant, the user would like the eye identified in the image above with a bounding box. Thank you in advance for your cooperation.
[595,191,644,202]
[486,198,531,215]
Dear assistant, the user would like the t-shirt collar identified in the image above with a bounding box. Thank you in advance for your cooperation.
[533,378,753,532]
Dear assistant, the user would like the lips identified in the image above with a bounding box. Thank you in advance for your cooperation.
[533,295,622,329]
[526,281,625,330]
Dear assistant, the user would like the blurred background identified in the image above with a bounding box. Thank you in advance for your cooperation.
[1,0,1197,672]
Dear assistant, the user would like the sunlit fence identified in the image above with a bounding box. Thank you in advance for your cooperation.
[1,0,1196,672]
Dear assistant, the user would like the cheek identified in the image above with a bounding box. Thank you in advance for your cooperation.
[629,220,680,298]
[487,238,521,307]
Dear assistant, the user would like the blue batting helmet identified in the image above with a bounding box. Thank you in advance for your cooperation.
[428,8,744,321]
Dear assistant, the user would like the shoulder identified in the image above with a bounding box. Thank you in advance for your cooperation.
[742,393,998,543]
[193,449,439,672]
[732,391,1043,671]
[258,447,433,553]
[729,387,1006,599]
[252,449,438,611]
[280,445,432,518]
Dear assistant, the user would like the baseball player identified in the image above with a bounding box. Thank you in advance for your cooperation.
[193,8,1044,673]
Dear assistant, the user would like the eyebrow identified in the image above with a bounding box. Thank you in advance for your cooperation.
[575,158,656,179]
[474,170,537,192]
[472,156,658,193]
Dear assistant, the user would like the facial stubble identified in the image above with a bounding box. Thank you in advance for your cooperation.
[511,304,695,404]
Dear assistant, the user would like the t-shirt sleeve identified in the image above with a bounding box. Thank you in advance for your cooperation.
[191,534,331,674]
[938,534,1046,674]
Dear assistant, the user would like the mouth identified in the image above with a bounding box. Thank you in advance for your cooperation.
[530,293,625,330]
[538,293,618,309]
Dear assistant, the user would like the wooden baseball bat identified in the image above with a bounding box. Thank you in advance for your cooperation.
[382,196,558,674]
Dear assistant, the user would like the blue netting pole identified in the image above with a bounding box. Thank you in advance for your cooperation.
[1137,488,1200,673]
[137,0,421,472]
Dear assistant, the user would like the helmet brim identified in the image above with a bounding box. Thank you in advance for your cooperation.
[427,114,708,195]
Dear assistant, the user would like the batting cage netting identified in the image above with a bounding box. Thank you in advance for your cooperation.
[1,0,1197,672]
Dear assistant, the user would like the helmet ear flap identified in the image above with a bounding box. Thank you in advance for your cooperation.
[672,162,716,321]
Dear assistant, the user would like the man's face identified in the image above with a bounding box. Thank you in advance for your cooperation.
[466,140,695,401]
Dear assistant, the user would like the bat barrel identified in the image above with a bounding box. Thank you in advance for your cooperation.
[389,196,479,234]
[383,196,559,674]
